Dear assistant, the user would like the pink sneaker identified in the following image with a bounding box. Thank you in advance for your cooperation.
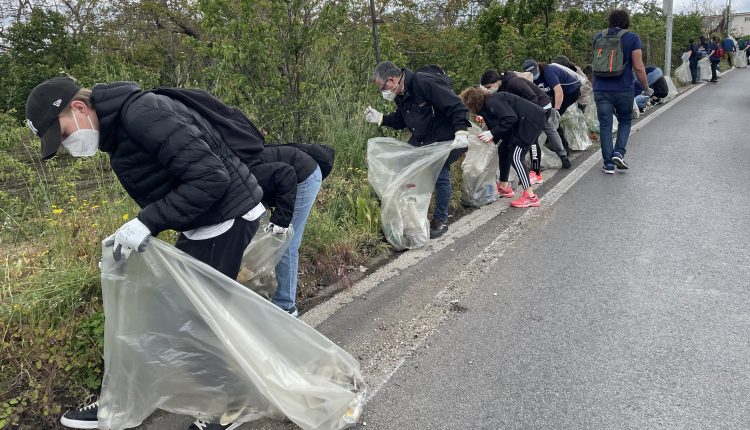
[496,183,515,198]
[511,191,540,208]
[529,171,543,185]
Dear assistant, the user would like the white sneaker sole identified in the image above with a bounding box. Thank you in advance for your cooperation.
[60,416,100,429]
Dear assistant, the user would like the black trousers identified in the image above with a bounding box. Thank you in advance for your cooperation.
[175,217,260,279]
[557,88,580,116]
[710,60,718,81]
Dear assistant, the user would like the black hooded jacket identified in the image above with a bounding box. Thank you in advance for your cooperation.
[246,145,318,228]
[500,71,552,108]
[92,82,264,235]
[381,69,470,146]
[478,92,547,148]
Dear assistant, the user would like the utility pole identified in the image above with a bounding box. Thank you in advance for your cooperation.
[370,0,382,64]
[664,0,674,76]
[727,0,732,35]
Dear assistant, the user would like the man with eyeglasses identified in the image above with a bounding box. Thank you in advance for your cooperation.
[365,61,470,239]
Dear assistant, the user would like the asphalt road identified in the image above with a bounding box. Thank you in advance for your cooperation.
[131,69,750,430]
[361,70,750,429]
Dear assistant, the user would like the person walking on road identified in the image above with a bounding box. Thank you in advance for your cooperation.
[26,78,267,430]
[459,86,547,208]
[365,61,470,239]
[591,9,651,174]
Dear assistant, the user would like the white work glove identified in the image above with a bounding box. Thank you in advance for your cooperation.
[364,106,383,125]
[104,218,152,261]
[478,130,494,144]
[450,130,470,149]
[265,222,288,235]
[642,87,655,97]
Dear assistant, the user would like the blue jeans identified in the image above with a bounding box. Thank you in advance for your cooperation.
[272,166,322,311]
[433,148,465,223]
[595,91,633,168]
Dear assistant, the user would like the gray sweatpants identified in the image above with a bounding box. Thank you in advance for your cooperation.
[543,109,567,157]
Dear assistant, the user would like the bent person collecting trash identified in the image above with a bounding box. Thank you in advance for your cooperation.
[365,61,470,239]
[25,77,364,430]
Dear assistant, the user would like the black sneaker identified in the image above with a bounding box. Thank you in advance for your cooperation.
[188,419,242,430]
[611,153,628,170]
[286,306,299,318]
[429,218,448,239]
[60,400,99,429]
[560,156,571,169]
[602,165,615,174]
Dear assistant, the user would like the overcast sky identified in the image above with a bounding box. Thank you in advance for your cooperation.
[673,0,750,14]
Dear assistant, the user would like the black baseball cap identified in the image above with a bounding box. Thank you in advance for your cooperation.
[522,59,539,77]
[25,77,81,159]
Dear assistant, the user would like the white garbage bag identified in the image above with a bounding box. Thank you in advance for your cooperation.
[736,49,748,68]
[675,61,692,84]
[237,222,294,299]
[663,76,678,103]
[698,58,711,81]
[98,239,366,430]
[534,135,562,169]
[461,126,498,208]
[574,66,593,107]
[367,138,453,250]
[560,104,593,151]
[584,103,599,133]
[632,98,640,119]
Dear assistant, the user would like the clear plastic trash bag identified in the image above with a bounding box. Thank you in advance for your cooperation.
[367,138,453,250]
[675,61,692,84]
[663,76,678,103]
[534,135,562,169]
[237,221,294,299]
[698,58,711,81]
[584,103,599,133]
[461,126,498,207]
[98,238,366,430]
[560,103,593,151]
[736,49,748,68]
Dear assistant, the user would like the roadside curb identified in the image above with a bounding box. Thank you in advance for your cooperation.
[301,77,706,331]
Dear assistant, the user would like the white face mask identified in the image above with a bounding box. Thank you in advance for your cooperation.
[62,112,99,157]
[487,85,499,93]
[532,72,540,81]
[381,89,397,102]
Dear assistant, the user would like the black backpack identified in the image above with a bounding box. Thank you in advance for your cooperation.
[415,64,454,90]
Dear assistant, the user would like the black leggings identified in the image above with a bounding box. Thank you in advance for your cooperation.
[498,142,531,190]
[529,141,542,174]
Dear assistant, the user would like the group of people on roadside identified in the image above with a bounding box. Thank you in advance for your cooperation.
[685,33,748,83]
[366,9,651,239]
[26,77,327,429]
[24,7,655,430]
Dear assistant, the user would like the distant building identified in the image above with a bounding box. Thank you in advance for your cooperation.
[704,11,750,37]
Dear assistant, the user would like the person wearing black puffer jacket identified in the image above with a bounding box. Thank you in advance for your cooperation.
[247,145,323,317]
[25,77,266,430]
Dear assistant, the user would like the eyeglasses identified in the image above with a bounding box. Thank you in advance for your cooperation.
[380,72,404,92]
